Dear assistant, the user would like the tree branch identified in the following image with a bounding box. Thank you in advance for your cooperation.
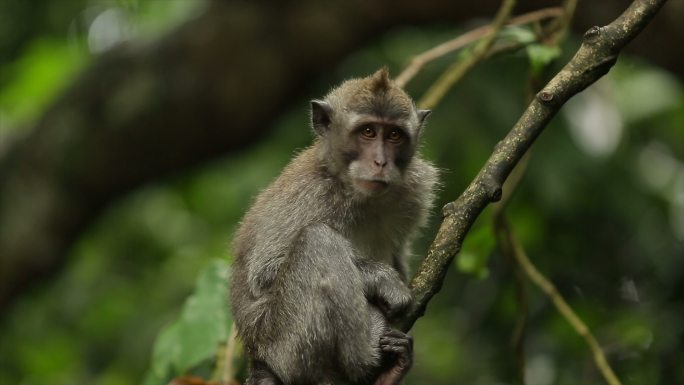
[417,0,517,109]
[395,7,564,88]
[398,0,668,332]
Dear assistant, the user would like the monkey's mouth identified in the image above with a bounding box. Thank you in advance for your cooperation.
[355,179,389,193]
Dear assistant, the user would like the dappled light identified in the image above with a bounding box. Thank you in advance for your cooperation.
[564,82,623,158]
[87,8,133,53]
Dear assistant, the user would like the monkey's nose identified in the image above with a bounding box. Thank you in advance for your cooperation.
[374,159,387,168]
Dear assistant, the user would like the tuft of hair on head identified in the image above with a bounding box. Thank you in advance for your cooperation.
[370,66,392,93]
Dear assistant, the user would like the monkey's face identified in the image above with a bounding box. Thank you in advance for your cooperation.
[344,120,413,197]
[310,68,431,198]
[311,99,427,198]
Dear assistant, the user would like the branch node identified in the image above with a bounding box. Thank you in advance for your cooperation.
[595,55,619,73]
[536,89,556,105]
[442,201,456,217]
[492,186,503,202]
[481,176,503,202]
[583,26,602,43]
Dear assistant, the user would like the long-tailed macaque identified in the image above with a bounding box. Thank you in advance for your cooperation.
[230,68,438,385]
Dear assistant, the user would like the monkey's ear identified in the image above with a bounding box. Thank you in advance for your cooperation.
[417,109,432,125]
[311,100,333,136]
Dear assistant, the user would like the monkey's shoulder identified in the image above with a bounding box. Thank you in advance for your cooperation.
[232,147,338,251]
[252,146,342,214]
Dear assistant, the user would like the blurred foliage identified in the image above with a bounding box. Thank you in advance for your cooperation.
[0,37,86,128]
[1,1,684,385]
[0,0,204,132]
[144,260,232,385]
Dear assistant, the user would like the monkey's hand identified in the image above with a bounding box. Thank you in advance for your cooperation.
[361,264,413,321]
[374,281,412,321]
[374,329,413,385]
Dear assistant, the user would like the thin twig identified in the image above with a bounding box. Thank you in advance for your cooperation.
[221,325,239,385]
[546,0,580,44]
[395,7,563,88]
[495,221,528,385]
[417,0,517,109]
[501,222,622,385]
[493,152,530,385]
[509,260,528,385]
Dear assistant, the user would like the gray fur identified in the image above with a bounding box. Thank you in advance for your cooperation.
[230,69,438,385]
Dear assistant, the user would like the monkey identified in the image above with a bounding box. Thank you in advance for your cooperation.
[229,68,438,385]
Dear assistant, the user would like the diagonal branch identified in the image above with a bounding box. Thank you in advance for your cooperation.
[395,7,564,88]
[417,0,517,109]
[397,0,668,332]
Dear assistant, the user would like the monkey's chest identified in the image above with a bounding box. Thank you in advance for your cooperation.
[348,228,398,265]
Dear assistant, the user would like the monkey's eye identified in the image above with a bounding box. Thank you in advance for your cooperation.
[360,126,376,139]
[388,129,404,143]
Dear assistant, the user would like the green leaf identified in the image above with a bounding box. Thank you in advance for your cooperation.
[141,370,165,385]
[526,44,561,75]
[499,26,537,45]
[151,322,182,378]
[147,259,232,383]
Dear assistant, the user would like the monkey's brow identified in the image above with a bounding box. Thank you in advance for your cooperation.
[352,121,406,133]
[353,100,411,121]
[350,115,407,127]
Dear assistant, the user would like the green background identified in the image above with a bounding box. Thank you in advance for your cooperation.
[1,1,683,384]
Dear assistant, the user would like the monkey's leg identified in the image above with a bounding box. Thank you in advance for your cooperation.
[261,224,385,384]
[373,329,413,385]
[245,360,283,385]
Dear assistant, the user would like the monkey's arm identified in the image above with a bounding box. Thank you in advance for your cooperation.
[390,244,412,282]
[356,259,413,321]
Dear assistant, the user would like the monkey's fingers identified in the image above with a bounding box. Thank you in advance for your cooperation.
[382,329,413,348]
[379,332,412,355]
[380,343,409,354]
[379,339,412,371]
[380,336,411,348]
[382,329,411,340]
